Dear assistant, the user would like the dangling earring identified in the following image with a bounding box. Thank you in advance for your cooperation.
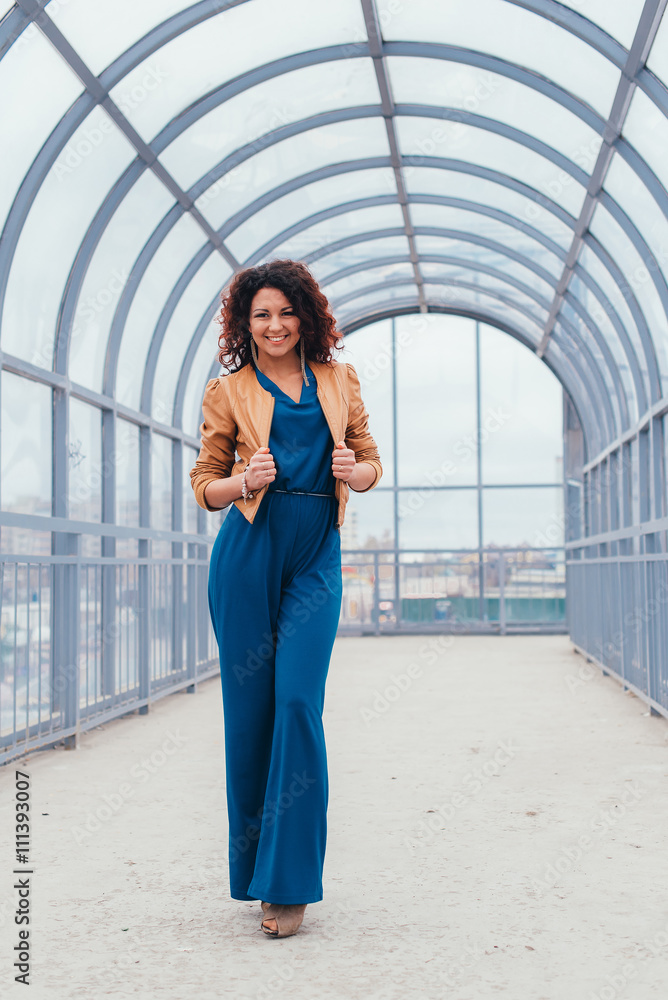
[300,335,310,385]
[249,333,259,366]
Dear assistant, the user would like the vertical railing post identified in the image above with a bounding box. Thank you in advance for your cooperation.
[137,426,151,714]
[52,532,81,748]
[186,541,197,691]
[498,550,506,636]
[101,408,116,701]
[373,551,380,635]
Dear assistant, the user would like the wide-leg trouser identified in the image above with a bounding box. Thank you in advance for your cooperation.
[207,491,342,904]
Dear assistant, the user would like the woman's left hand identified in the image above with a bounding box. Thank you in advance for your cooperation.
[331,441,356,482]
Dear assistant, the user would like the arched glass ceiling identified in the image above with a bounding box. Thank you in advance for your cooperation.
[2,0,668,468]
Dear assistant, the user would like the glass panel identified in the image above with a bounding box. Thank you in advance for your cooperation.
[322,261,415,302]
[152,253,231,424]
[46,0,191,75]
[1,372,51,515]
[421,268,549,323]
[410,202,564,274]
[552,318,614,438]
[264,203,406,265]
[335,318,395,485]
[182,319,222,438]
[342,487,395,550]
[622,87,668,193]
[68,399,102,523]
[578,243,653,398]
[160,58,382,190]
[405,167,574,248]
[556,303,620,428]
[225,167,397,262]
[116,213,209,409]
[69,170,176,392]
[378,0,620,117]
[0,28,83,232]
[543,338,597,447]
[568,270,640,424]
[396,314,477,487]
[196,117,391,231]
[1,108,135,371]
[647,10,668,87]
[310,236,411,282]
[151,432,172,530]
[479,323,563,485]
[422,284,545,339]
[415,234,558,291]
[398,488,479,550]
[554,0,644,48]
[116,419,140,527]
[108,0,369,140]
[603,153,668,313]
[387,56,603,165]
[395,116,587,218]
[336,283,418,324]
[589,203,668,379]
[483,487,564,547]
[183,445,199,535]
[421,258,552,302]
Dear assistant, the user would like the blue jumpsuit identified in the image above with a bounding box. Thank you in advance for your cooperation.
[207,362,343,904]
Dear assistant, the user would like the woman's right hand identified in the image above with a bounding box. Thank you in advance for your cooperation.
[245,446,276,491]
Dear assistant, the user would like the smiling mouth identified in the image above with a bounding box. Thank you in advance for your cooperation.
[265,334,289,342]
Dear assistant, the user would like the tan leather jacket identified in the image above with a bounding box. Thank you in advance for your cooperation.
[189,359,382,530]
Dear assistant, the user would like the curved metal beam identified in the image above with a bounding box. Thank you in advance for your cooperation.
[140,242,215,415]
[9,51,648,405]
[330,300,599,458]
[334,277,615,444]
[241,193,568,267]
[102,202,185,397]
[173,290,222,431]
[1,27,660,444]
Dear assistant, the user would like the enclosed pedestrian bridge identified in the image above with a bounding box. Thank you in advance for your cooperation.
[1,0,667,764]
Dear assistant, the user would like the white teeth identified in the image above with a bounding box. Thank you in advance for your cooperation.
[267,335,287,341]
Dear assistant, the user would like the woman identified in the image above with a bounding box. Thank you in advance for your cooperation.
[189,259,382,938]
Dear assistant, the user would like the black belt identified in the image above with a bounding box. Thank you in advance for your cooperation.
[269,489,335,497]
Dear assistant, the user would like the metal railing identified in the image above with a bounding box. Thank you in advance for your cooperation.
[566,542,668,721]
[338,546,566,634]
[1,521,217,766]
[1,531,565,764]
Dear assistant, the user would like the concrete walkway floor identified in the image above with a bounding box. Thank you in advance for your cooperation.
[2,635,668,1000]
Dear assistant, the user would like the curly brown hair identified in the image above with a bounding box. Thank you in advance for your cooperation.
[216,259,342,373]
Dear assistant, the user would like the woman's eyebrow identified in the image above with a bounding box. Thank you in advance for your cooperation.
[251,306,294,313]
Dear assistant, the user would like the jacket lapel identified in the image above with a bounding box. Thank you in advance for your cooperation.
[310,361,345,444]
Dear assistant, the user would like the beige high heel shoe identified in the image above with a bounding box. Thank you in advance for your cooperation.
[260,903,307,938]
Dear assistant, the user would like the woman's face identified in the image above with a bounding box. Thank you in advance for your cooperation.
[249,286,301,362]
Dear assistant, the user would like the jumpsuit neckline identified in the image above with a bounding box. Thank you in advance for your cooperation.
[254,362,313,405]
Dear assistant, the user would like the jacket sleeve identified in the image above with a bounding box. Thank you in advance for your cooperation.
[344,362,383,493]
[189,377,237,511]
